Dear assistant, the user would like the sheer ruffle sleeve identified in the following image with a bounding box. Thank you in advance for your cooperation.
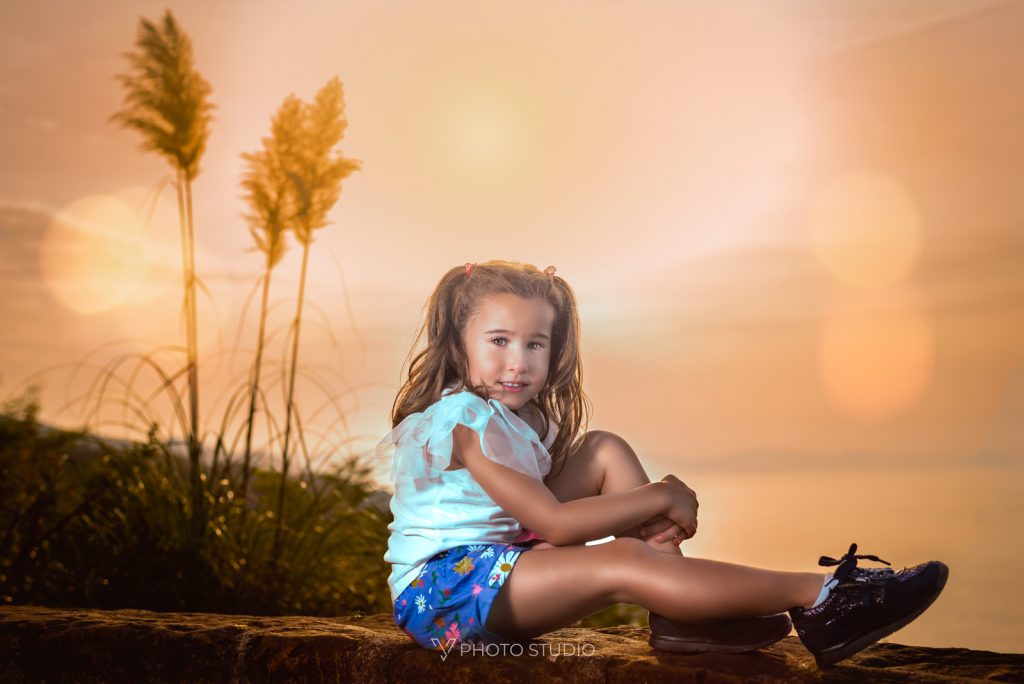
[377,389,553,483]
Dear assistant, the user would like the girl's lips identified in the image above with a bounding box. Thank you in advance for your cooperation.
[500,382,526,393]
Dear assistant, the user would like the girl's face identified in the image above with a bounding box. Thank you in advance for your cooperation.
[462,293,555,412]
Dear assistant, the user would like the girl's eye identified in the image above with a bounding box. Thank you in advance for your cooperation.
[490,338,545,350]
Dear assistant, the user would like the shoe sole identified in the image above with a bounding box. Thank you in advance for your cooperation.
[814,561,949,668]
[648,618,793,654]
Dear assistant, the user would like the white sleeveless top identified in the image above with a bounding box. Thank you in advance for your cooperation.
[377,386,558,603]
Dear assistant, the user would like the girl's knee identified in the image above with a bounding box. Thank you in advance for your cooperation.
[601,537,657,571]
[583,429,625,449]
[572,430,613,462]
[588,431,648,492]
[603,536,655,556]
[598,537,656,602]
[593,430,640,462]
[586,537,648,571]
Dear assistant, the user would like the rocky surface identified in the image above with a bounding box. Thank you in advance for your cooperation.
[1,605,1021,683]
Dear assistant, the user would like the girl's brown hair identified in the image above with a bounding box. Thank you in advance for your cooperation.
[390,259,590,479]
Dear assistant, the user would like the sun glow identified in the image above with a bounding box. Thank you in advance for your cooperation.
[40,193,150,314]
[40,186,232,354]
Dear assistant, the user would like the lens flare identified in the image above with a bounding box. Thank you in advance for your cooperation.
[817,288,934,423]
[811,170,921,290]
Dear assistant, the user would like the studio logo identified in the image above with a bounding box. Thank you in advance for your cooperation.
[431,637,458,661]
[431,639,597,659]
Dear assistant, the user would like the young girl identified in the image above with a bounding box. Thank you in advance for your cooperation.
[377,260,948,668]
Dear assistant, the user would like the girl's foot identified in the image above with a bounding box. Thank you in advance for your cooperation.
[648,610,793,654]
[788,543,949,668]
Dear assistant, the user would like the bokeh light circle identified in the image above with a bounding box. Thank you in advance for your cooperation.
[811,170,921,289]
[817,288,934,423]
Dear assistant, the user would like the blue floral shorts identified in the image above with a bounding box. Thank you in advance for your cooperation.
[393,542,533,651]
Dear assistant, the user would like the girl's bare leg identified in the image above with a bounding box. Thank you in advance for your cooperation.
[486,536,826,640]
[542,430,683,554]
[486,430,825,639]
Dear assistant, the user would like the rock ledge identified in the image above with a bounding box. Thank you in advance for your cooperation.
[1,605,1021,682]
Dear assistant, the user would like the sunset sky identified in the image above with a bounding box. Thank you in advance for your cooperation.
[3,0,1021,473]
[2,0,1023,651]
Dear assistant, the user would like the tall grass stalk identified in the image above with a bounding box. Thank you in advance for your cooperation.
[239,97,305,508]
[274,77,362,563]
[109,9,214,547]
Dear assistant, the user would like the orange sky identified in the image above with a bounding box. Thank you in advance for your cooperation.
[0,0,1022,480]
[3,0,1024,652]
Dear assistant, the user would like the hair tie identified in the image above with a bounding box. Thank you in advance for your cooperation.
[543,265,557,277]
[465,262,474,276]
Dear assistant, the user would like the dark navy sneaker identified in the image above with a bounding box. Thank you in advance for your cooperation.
[648,610,793,654]
[789,543,949,668]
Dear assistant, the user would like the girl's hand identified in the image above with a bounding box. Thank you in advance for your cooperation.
[656,474,699,541]
[636,514,686,545]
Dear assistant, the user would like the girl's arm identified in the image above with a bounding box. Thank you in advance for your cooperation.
[453,424,668,546]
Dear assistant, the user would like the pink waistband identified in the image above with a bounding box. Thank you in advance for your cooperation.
[512,527,546,544]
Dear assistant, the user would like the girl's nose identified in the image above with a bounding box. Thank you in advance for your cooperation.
[508,350,528,371]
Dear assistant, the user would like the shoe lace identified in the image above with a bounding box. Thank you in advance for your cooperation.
[818,543,895,608]
[815,540,888,581]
